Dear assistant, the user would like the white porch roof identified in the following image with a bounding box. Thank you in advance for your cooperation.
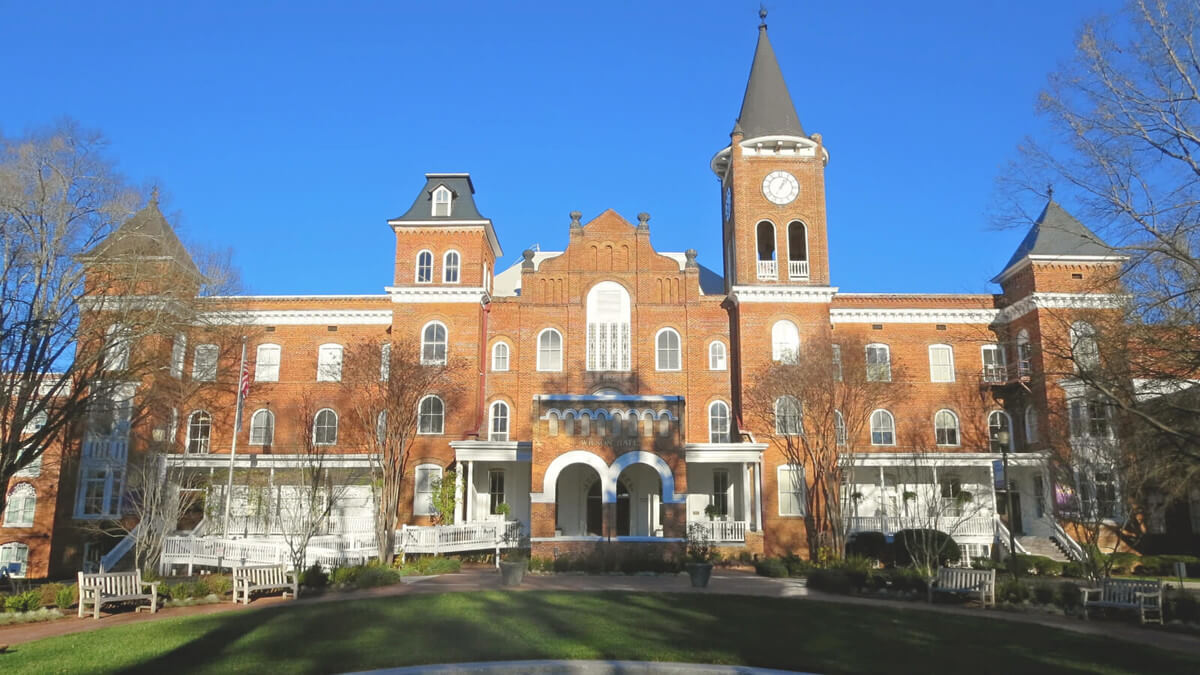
[450,440,532,463]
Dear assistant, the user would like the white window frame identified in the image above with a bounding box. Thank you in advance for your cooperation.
[104,324,131,372]
[415,249,434,283]
[928,344,954,383]
[443,250,461,283]
[1024,404,1038,445]
[655,328,682,371]
[771,320,800,363]
[316,343,343,382]
[432,186,452,217]
[832,344,843,381]
[866,343,891,382]
[834,410,847,446]
[255,343,281,382]
[0,542,29,578]
[708,341,727,371]
[75,465,123,518]
[170,334,186,378]
[981,343,1005,382]
[192,344,218,382]
[414,463,442,516]
[418,395,445,435]
[585,281,633,372]
[708,401,731,443]
[934,409,959,446]
[1016,329,1032,377]
[421,321,448,365]
[249,409,274,446]
[1070,321,1100,372]
[489,401,510,441]
[489,469,506,515]
[185,410,212,454]
[778,464,806,516]
[492,341,510,372]
[380,342,391,381]
[314,408,338,446]
[3,483,36,527]
[774,396,802,435]
[537,328,563,372]
[988,410,1013,452]
[870,409,895,446]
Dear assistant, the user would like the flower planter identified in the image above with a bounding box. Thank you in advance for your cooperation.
[500,561,527,586]
[686,562,713,588]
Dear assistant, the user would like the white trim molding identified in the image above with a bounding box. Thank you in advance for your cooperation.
[729,285,838,304]
[196,309,393,326]
[849,451,1050,468]
[830,307,1000,325]
[450,440,533,463]
[996,292,1127,324]
[385,286,490,304]
[992,254,1128,284]
[684,442,766,464]
[163,453,375,469]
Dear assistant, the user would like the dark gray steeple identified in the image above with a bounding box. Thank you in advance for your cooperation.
[81,190,200,277]
[993,200,1117,281]
[391,173,487,222]
[735,15,805,141]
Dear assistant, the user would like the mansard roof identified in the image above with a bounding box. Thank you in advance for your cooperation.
[993,200,1119,282]
[80,194,200,277]
[735,23,805,141]
[391,173,487,222]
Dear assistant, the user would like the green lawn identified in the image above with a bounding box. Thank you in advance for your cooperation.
[1,592,1195,674]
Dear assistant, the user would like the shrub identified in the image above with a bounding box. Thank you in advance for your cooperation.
[1107,552,1138,575]
[754,558,788,578]
[845,532,889,562]
[1032,582,1056,605]
[1135,554,1200,577]
[1062,561,1087,578]
[55,584,77,609]
[781,553,812,576]
[998,578,1031,604]
[1055,581,1083,611]
[5,589,44,613]
[0,607,63,625]
[971,558,1000,571]
[300,563,328,589]
[205,574,233,597]
[354,565,402,588]
[39,583,64,608]
[418,556,462,575]
[1166,591,1200,623]
[887,567,930,594]
[806,569,853,595]
[1016,555,1063,577]
[330,566,362,588]
[892,529,960,568]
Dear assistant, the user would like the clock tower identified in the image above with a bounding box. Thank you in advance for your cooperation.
[712,15,831,290]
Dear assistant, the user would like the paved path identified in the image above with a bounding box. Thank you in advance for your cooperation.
[2,568,1197,659]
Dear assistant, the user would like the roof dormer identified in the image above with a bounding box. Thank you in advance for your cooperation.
[432,184,453,217]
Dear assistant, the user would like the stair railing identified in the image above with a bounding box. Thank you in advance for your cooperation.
[1047,518,1085,561]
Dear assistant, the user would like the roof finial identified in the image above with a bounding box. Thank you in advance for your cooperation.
[759,5,768,28]
[149,186,159,207]
[1046,183,1054,201]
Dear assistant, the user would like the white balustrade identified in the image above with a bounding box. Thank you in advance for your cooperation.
[787,260,809,280]
[83,436,129,461]
[756,260,777,280]
[981,364,1007,384]
[688,520,747,542]
[845,514,993,538]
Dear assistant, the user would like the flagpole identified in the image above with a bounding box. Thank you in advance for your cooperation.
[223,336,248,538]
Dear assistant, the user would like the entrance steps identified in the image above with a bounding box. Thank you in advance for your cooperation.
[1016,536,1071,562]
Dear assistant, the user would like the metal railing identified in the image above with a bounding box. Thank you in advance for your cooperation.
[982,364,1007,384]
[787,260,809,280]
[1048,518,1085,561]
[993,514,1029,556]
[756,260,777,280]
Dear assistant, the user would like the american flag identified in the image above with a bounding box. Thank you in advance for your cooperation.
[234,341,250,432]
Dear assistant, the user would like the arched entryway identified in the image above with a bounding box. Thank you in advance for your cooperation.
[615,463,662,537]
[556,463,604,536]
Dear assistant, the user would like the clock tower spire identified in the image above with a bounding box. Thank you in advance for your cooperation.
[713,16,831,290]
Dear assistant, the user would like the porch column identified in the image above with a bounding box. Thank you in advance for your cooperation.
[931,464,939,518]
[742,463,753,527]
[453,466,464,524]
[878,466,886,522]
[754,460,764,532]
[466,461,475,522]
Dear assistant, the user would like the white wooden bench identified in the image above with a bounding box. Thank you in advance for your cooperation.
[77,570,160,619]
[927,567,995,607]
[1081,578,1163,625]
[233,564,298,605]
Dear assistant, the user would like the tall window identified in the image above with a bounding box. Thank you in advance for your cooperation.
[489,469,506,515]
[1016,329,1032,377]
[988,410,1013,452]
[870,409,895,445]
[656,328,682,371]
[314,409,338,445]
[771,320,800,363]
[421,322,447,365]
[1024,404,1039,445]
[778,464,805,516]
[775,396,802,435]
[3,484,36,527]
[380,342,391,381]
[934,409,959,446]
[490,401,510,441]
[432,185,452,217]
[186,411,212,454]
[418,395,445,434]
[1070,321,1100,372]
[170,334,186,378]
[492,342,510,371]
[249,409,274,446]
[981,344,1004,383]
[317,344,343,382]
[866,344,891,382]
[832,344,843,381]
[756,220,777,280]
[0,543,29,578]
[787,221,808,276]
[711,469,730,517]
[104,324,131,371]
[708,341,727,370]
[415,250,434,283]
[1069,397,1113,440]
[443,250,460,283]
[586,281,631,371]
[708,401,731,443]
[928,344,954,382]
[834,410,847,446]
[255,344,281,382]
[193,344,218,381]
[414,464,442,515]
[537,329,563,371]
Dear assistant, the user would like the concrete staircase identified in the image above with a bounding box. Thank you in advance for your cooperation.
[1016,535,1071,562]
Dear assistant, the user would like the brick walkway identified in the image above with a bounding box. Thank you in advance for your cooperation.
[2,568,1198,658]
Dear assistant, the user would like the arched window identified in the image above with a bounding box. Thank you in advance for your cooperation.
[418,395,445,435]
[870,409,895,445]
[3,484,36,527]
[1016,329,1032,377]
[537,329,562,371]
[934,409,959,446]
[775,396,802,435]
[317,343,343,382]
[415,250,434,283]
[432,185,452,217]
[928,344,954,382]
[866,343,891,382]
[421,322,447,365]
[1070,321,1100,372]
[249,409,274,446]
[756,221,777,280]
[22,408,47,435]
[988,410,1012,452]
[0,542,29,578]
[255,343,281,382]
[834,410,847,446]
[1024,404,1039,446]
[772,320,800,363]
[709,401,731,443]
[787,221,809,280]
[443,250,460,283]
[314,408,338,446]
[655,328,682,371]
[586,281,631,371]
[492,342,510,372]
[708,341,727,370]
[185,411,211,454]
[489,401,510,441]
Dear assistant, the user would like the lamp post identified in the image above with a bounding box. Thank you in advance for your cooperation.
[997,429,1017,577]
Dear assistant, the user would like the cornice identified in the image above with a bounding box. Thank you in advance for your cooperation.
[830,307,1000,325]
[996,292,1127,324]
[385,286,490,304]
[196,308,393,326]
[729,285,838,304]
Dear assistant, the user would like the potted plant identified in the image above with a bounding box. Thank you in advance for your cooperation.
[902,490,918,503]
[499,527,530,586]
[955,491,974,505]
[495,502,512,520]
[703,504,721,522]
[685,522,715,588]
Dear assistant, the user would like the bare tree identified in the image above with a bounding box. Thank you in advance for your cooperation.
[746,333,909,560]
[340,338,461,566]
[109,446,208,573]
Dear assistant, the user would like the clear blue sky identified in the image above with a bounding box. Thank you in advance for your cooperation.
[2,1,1123,295]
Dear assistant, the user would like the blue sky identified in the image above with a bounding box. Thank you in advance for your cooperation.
[2,1,1123,295]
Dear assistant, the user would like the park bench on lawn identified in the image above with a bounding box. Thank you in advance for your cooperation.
[77,570,160,619]
[928,567,995,607]
[1081,578,1163,625]
[233,564,298,605]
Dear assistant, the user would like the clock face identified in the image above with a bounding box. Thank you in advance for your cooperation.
[762,171,799,205]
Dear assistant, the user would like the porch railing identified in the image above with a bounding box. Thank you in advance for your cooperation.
[981,364,1007,384]
[399,521,522,555]
[82,436,128,461]
[1047,518,1085,561]
[787,260,809,280]
[845,514,993,538]
[756,260,777,280]
[993,514,1029,556]
[689,520,747,542]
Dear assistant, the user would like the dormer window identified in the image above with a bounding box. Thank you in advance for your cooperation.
[432,186,452,217]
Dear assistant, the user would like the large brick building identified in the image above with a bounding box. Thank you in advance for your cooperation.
[5,20,1157,578]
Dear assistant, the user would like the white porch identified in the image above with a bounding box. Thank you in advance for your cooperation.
[684,444,765,543]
